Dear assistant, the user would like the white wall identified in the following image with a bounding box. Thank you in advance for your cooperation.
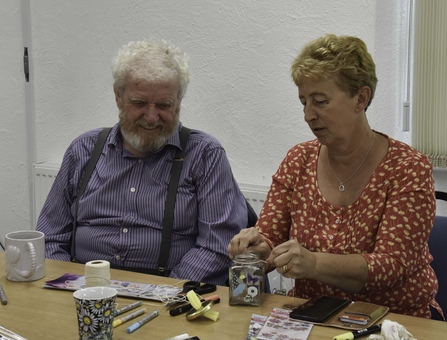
[0,1,30,246]
[2,0,447,242]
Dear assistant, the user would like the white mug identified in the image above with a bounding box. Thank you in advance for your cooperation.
[5,230,45,281]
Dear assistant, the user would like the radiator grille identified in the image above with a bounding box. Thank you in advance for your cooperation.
[32,162,60,227]
[238,183,269,215]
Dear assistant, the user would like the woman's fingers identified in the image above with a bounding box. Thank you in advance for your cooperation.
[228,227,263,258]
[268,239,302,276]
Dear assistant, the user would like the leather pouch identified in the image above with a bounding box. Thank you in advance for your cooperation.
[290,298,389,331]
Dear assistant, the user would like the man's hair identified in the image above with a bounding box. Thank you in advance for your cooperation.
[112,40,190,99]
[291,34,378,110]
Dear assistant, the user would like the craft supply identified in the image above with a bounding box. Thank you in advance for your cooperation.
[185,290,219,321]
[0,285,7,305]
[113,307,146,327]
[126,310,159,333]
[166,281,217,307]
[165,334,190,340]
[114,300,143,316]
[333,324,381,340]
[229,252,264,306]
[0,325,27,340]
[84,260,110,287]
[170,294,220,316]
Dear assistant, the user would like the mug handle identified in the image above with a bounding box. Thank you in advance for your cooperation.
[9,242,37,279]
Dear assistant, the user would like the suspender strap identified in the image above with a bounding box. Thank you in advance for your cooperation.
[70,127,112,261]
[157,127,191,276]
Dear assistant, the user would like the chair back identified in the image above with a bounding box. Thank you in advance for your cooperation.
[429,191,447,319]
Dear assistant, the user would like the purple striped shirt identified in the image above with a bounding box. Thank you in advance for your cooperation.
[37,123,247,285]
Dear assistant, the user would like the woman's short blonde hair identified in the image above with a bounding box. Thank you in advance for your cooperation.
[291,34,378,109]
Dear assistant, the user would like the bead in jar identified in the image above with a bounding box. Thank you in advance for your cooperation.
[229,252,264,306]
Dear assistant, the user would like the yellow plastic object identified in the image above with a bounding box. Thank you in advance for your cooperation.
[187,290,202,309]
[186,290,219,321]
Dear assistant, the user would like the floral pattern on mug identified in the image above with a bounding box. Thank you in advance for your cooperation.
[75,296,116,340]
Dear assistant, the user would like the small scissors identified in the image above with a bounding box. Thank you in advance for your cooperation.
[181,281,217,296]
[166,281,217,307]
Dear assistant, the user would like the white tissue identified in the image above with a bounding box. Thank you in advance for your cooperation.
[367,319,416,340]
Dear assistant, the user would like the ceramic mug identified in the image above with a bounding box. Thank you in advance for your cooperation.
[73,287,118,340]
[5,230,45,282]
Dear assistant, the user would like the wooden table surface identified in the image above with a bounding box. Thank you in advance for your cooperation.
[1,253,446,339]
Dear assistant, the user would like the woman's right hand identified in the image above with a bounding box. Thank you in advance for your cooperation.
[227,227,271,261]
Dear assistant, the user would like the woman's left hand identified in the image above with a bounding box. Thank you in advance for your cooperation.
[267,238,315,279]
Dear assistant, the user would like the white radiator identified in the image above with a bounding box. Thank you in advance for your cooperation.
[238,182,269,215]
[32,162,60,227]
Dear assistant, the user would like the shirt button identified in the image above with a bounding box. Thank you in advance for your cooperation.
[337,210,341,214]
[115,255,121,260]
[123,228,128,233]
[138,159,143,163]
[335,219,339,223]
[329,235,334,240]
[130,187,136,192]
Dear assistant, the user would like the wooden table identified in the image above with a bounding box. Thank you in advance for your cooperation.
[1,253,446,339]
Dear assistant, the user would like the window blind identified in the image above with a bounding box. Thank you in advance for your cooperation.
[412,0,447,168]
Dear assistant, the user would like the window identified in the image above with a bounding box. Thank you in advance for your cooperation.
[412,0,447,168]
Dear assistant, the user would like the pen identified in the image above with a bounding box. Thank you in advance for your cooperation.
[333,324,382,340]
[113,300,143,316]
[126,310,159,333]
[0,285,7,305]
[112,308,146,327]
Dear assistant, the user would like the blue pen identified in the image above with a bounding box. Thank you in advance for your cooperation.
[126,310,159,333]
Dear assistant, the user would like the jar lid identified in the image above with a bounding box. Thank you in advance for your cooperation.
[234,252,260,263]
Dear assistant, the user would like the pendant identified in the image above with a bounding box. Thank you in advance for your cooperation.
[339,183,345,192]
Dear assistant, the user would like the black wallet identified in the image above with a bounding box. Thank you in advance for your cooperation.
[289,296,350,323]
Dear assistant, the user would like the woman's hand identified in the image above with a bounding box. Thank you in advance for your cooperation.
[227,227,271,261]
[267,238,315,279]
[268,239,368,292]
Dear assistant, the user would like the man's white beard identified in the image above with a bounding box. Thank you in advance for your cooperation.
[119,109,179,153]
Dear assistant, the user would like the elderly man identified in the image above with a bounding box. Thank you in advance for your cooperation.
[37,40,248,285]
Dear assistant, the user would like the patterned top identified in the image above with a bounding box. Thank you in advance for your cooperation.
[257,132,442,318]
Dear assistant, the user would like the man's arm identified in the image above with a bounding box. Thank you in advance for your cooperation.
[36,131,99,261]
[36,155,77,261]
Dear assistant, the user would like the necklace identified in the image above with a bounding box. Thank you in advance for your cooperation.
[327,132,375,192]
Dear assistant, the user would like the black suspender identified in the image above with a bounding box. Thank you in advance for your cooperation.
[71,127,111,262]
[70,126,191,277]
[157,127,191,275]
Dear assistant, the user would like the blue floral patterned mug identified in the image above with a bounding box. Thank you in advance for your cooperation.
[73,287,118,340]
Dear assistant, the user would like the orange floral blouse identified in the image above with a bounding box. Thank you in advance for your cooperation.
[257,133,442,318]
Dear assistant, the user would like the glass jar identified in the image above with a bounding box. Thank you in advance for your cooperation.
[229,252,264,306]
